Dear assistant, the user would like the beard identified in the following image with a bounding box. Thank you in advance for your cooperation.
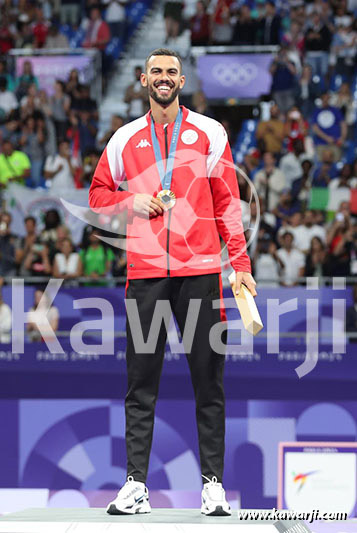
[149,82,181,106]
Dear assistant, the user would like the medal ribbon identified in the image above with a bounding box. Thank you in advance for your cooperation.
[150,108,182,190]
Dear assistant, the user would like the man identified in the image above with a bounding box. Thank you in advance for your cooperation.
[44,139,76,192]
[279,138,305,188]
[0,212,21,277]
[258,0,281,45]
[0,77,18,119]
[124,66,149,121]
[0,140,31,187]
[0,277,11,343]
[254,152,286,211]
[276,231,305,286]
[89,48,256,516]
[269,46,297,114]
[82,7,111,51]
[312,92,347,162]
[256,104,285,155]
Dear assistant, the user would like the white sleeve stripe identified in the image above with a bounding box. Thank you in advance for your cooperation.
[106,115,147,187]
[185,109,228,177]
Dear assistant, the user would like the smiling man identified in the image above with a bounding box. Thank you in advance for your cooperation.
[89,48,256,516]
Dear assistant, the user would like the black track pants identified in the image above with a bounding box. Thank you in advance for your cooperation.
[125,273,226,484]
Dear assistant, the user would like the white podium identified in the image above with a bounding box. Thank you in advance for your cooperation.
[0,508,312,533]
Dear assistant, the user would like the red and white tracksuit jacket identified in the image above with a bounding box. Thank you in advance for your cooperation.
[89,106,251,279]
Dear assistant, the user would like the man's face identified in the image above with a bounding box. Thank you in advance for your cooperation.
[141,55,185,107]
[2,142,13,156]
[270,105,279,119]
[25,218,36,233]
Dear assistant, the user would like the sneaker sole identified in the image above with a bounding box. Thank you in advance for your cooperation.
[107,503,151,515]
[201,505,231,516]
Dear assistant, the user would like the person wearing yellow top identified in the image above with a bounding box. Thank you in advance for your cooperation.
[0,140,31,187]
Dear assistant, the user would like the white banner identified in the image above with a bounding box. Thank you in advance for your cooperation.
[5,184,89,245]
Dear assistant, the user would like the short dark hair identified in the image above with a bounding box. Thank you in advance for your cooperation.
[145,48,182,73]
[25,215,36,224]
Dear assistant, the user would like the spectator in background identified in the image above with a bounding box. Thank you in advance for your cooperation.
[78,110,98,155]
[279,138,304,188]
[291,156,313,207]
[258,0,281,45]
[0,78,18,120]
[0,278,11,343]
[71,85,98,121]
[99,114,124,146]
[53,237,82,280]
[15,60,39,102]
[192,90,215,118]
[27,289,59,341]
[81,148,101,187]
[0,139,31,188]
[59,0,80,25]
[273,189,300,228]
[79,228,115,282]
[40,209,61,249]
[295,63,323,119]
[31,7,50,48]
[329,163,353,190]
[66,69,81,107]
[253,236,282,287]
[164,0,184,40]
[327,213,353,276]
[0,114,20,146]
[312,147,338,186]
[312,92,347,161]
[256,104,285,155]
[254,152,286,211]
[22,241,52,278]
[19,83,41,116]
[19,114,46,188]
[44,139,76,192]
[82,6,111,51]
[276,231,305,286]
[282,21,305,59]
[0,60,15,92]
[270,46,297,114]
[103,0,128,41]
[44,23,70,49]
[124,66,149,121]
[190,1,211,46]
[329,83,356,138]
[211,0,234,45]
[18,216,38,274]
[0,212,19,277]
[305,236,330,277]
[49,80,70,139]
[232,5,257,45]
[0,15,15,56]
[284,105,309,152]
[329,20,357,81]
[305,11,332,78]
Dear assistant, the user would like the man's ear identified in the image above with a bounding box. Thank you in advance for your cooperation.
[179,75,186,89]
[141,73,147,87]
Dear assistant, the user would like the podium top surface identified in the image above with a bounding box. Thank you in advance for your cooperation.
[0,508,277,524]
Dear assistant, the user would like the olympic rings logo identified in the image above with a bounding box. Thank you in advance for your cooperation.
[211,62,258,87]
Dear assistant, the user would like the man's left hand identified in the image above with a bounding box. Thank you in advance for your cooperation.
[235,272,257,296]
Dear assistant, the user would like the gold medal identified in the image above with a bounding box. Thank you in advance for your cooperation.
[157,189,176,210]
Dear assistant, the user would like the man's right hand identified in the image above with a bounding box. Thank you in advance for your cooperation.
[133,194,165,217]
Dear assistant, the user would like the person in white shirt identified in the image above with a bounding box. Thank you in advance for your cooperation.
[27,289,59,342]
[278,210,326,253]
[279,138,305,188]
[254,152,286,211]
[0,78,18,119]
[53,237,82,280]
[276,231,305,286]
[44,139,76,192]
[253,237,283,287]
[124,66,149,121]
[0,281,11,344]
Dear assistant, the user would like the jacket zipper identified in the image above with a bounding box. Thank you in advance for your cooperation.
[164,125,171,277]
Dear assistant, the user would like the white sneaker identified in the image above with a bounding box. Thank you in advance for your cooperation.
[201,476,231,516]
[106,476,151,515]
